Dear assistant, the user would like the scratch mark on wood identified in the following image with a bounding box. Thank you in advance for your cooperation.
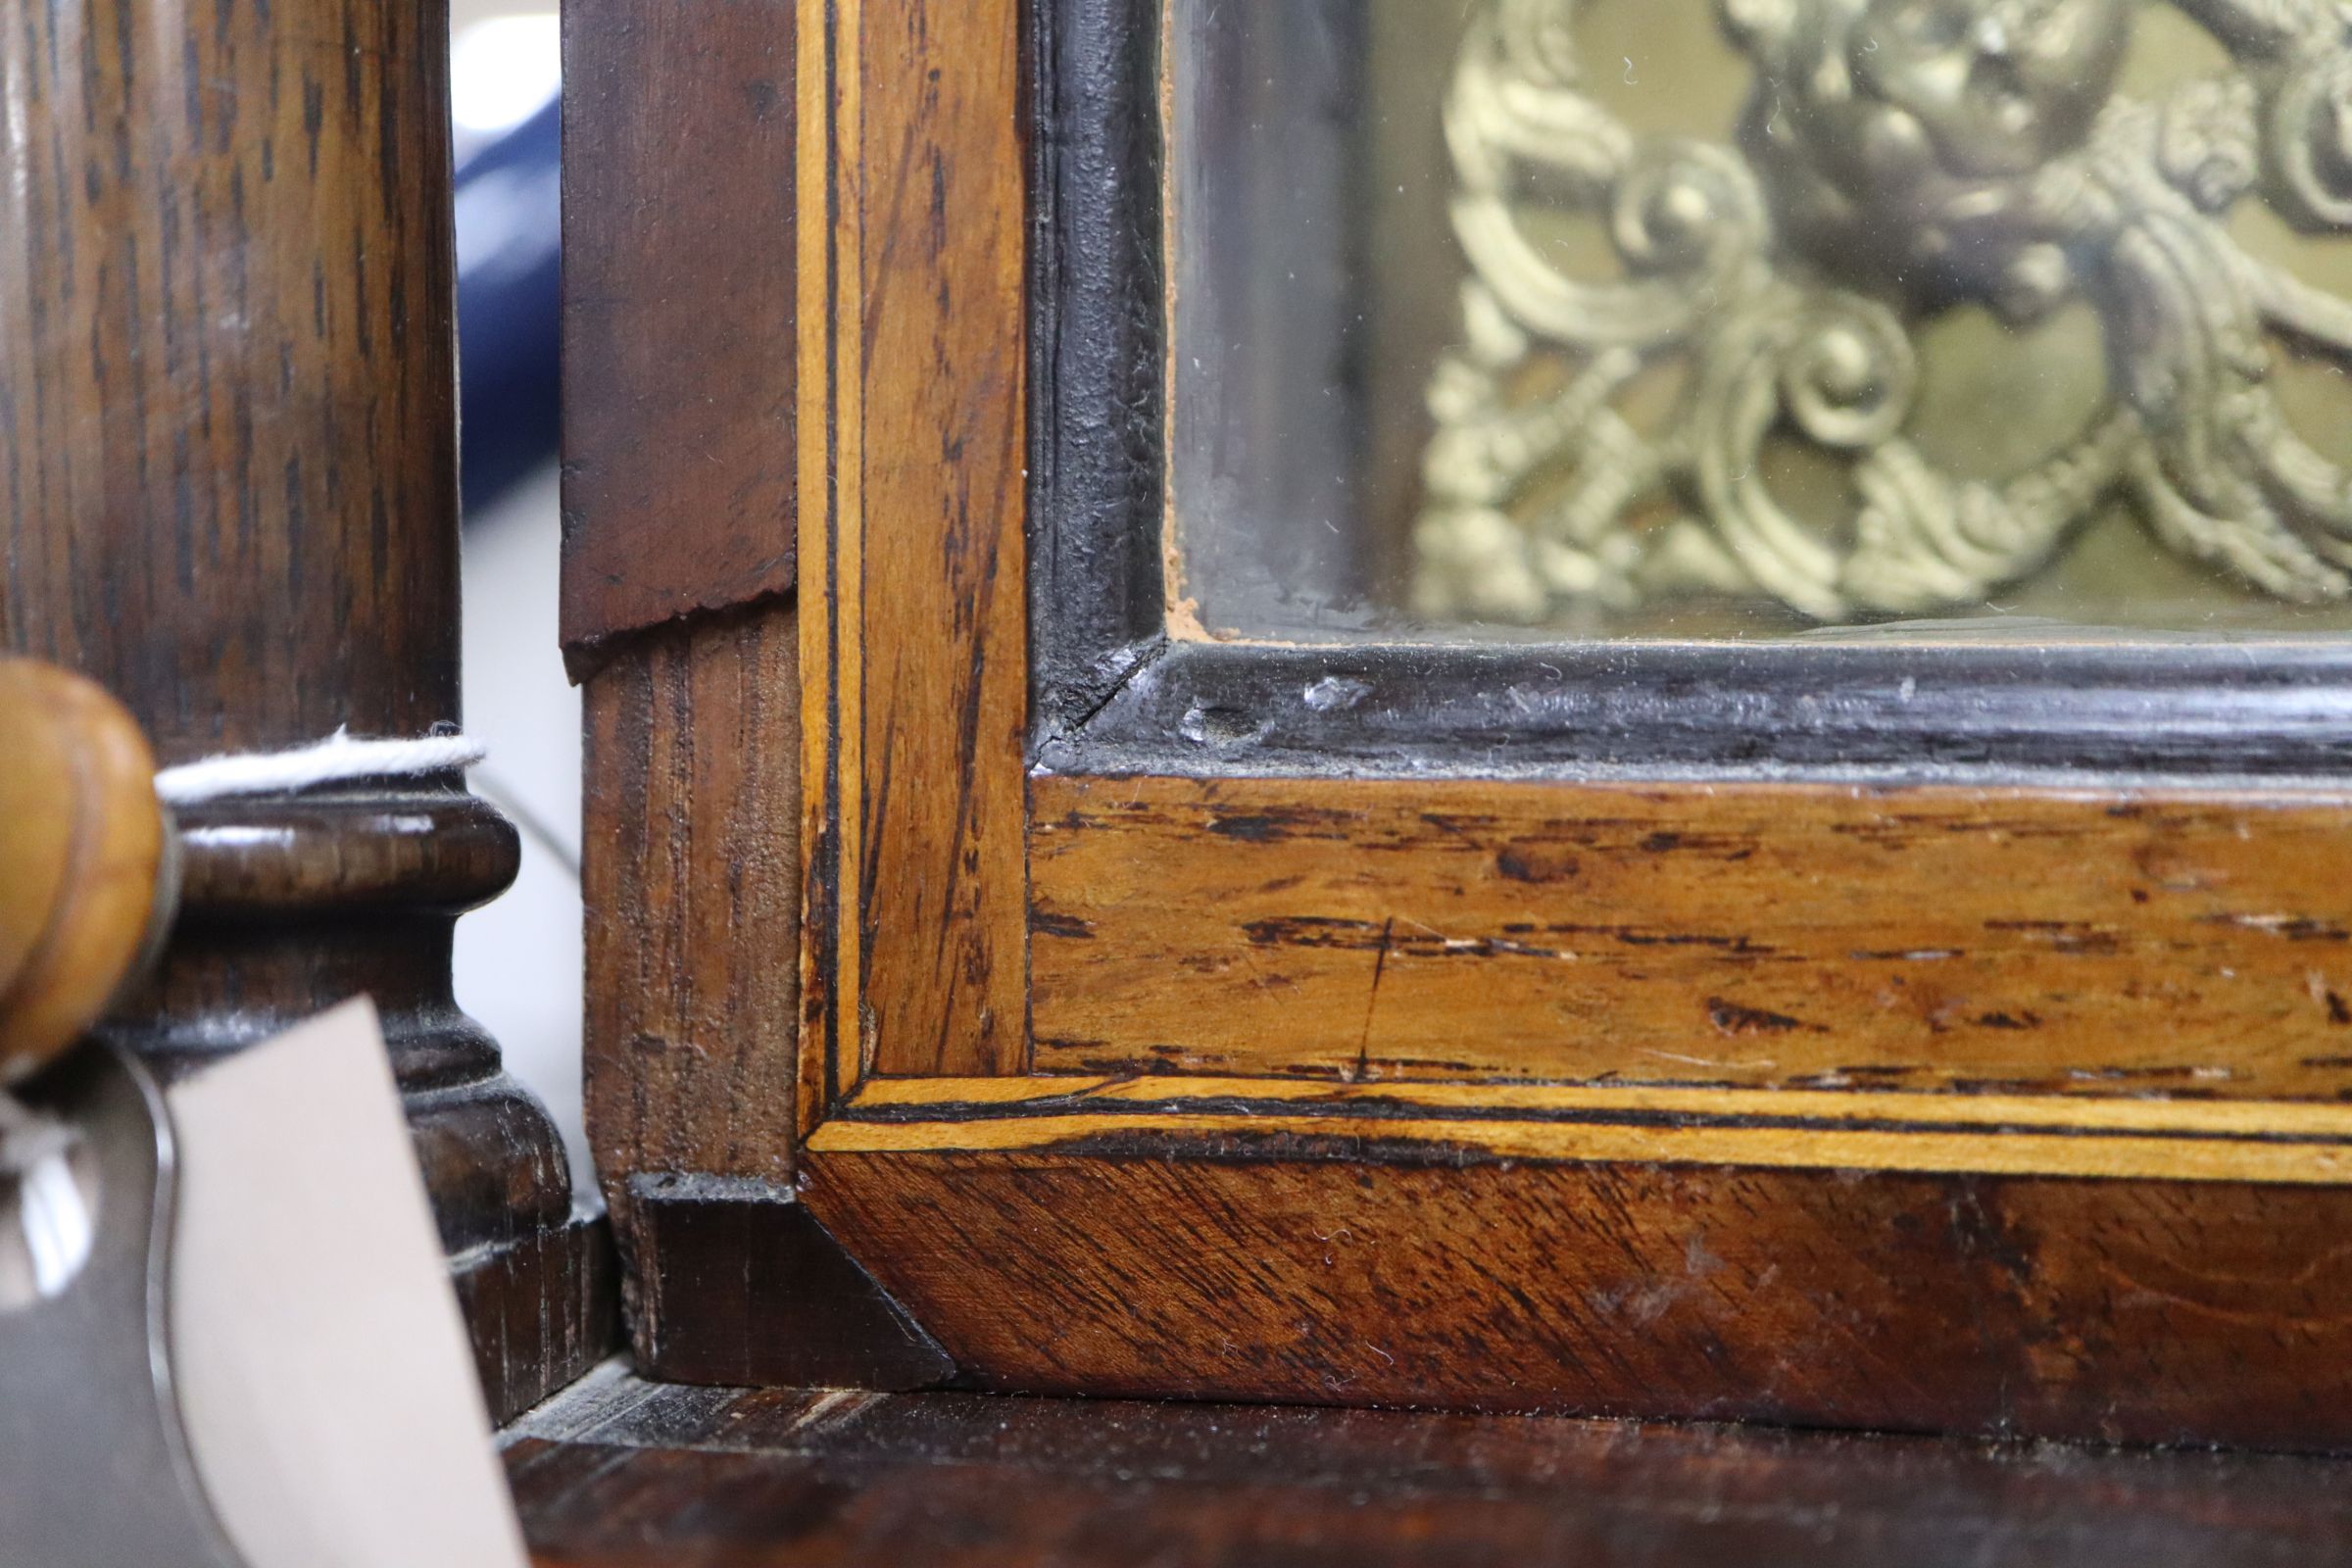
[1354,917,1396,1084]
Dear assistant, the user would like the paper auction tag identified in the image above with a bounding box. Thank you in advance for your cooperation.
[165,999,530,1568]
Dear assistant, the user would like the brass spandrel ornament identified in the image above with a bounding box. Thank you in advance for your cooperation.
[1414,0,2352,625]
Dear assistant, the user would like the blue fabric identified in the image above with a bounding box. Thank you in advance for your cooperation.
[456,96,561,511]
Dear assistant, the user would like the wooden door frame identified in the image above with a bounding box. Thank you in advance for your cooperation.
[572,0,2352,1452]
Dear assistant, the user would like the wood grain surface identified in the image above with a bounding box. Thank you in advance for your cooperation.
[624,1173,952,1390]
[1032,773,2352,1097]
[454,1216,620,1426]
[561,0,800,662]
[812,0,1031,1083]
[0,0,460,762]
[803,1144,2352,1451]
[583,609,803,1197]
[508,1369,2352,1567]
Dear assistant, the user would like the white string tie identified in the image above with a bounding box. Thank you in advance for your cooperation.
[0,1091,92,1298]
[154,728,485,808]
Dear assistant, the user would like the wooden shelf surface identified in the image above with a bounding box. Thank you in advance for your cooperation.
[505,1365,2352,1566]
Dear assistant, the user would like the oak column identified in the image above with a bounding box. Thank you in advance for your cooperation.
[0,0,610,1415]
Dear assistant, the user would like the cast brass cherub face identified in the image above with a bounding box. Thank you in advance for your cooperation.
[1417,0,2352,624]
[1732,0,2136,314]
[1840,0,2132,176]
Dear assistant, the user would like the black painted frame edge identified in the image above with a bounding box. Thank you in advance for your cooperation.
[1040,637,2352,781]
[1028,0,1170,740]
[1025,0,2352,783]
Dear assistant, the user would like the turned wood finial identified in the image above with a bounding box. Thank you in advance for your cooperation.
[0,661,170,1083]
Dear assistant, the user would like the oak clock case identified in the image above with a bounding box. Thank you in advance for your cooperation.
[574,0,2352,1456]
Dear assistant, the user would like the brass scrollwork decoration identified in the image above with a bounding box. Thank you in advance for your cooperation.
[1415,0,2352,623]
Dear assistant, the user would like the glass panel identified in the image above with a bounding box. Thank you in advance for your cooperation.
[1168,0,2352,641]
